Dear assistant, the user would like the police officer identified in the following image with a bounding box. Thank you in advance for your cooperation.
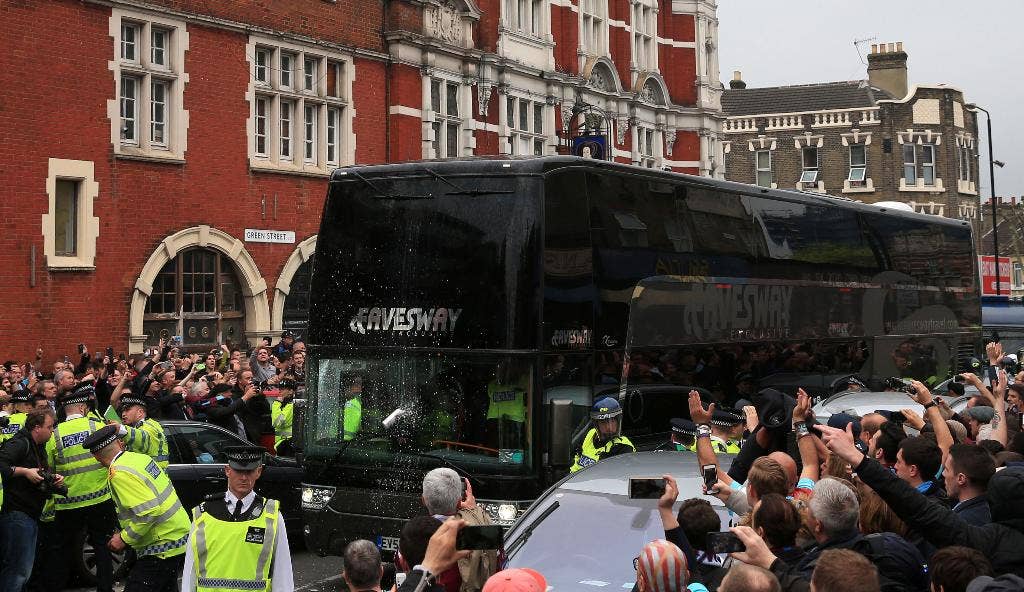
[485,361,529,459]
[82,425,190,592]
[43,384,119,592]
[182,446,294,592]
[271,379,295,455]
[570,397,636,472]
[341,372,363,441]
[0,389,35,444]
[707,409,745,454]
[112,393,170,470]
[659,418,697,452]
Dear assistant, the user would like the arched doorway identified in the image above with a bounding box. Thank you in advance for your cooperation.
[272,235,317,339]
[142,248,247,349]
[282,255,314,339]
[129,225,271,353]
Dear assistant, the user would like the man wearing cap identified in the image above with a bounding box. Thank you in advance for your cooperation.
[271,378,296,455]
[272,330,295,360]
[111,393,170,470]
[42,384,119,592]
[570,397,636,472]
[707,409,744,454]
[182,446,294,592]
[663,418,698,452]
[82,424,190,592]
[0,389,36,444]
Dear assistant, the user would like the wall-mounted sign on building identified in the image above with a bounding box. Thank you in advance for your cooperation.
[244,229,296,244]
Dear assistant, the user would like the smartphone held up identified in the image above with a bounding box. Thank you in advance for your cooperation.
[628,477,667,499]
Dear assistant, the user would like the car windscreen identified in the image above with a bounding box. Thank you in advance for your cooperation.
[505,489,731,591]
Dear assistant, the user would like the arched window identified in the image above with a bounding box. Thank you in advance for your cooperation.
[282,256,314,338]
[143,248,246,347]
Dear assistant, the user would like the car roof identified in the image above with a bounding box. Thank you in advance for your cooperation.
[813,390,969,420]
[557,451,728,508]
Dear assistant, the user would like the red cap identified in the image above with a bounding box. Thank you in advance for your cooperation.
[482,568,547,592]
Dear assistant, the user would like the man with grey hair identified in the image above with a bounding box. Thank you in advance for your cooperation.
[343,539,383,592]
[421,468,498,591]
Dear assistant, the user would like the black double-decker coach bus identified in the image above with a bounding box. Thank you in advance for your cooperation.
[298,156,979,555]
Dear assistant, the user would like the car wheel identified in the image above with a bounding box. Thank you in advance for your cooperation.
[74,528,126,585]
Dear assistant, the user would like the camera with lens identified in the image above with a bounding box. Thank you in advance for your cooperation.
[884,376,916,395]
[38,470,68,497]
[1000,355,1020,375]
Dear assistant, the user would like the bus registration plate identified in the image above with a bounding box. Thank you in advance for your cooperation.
[376,535,400,552]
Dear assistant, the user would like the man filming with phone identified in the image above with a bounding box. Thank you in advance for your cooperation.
[421,468,498,592]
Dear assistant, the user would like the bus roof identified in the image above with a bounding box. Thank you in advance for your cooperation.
[329,156,971,230]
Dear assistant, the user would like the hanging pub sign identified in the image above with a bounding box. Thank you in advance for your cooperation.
[572,134,607,160]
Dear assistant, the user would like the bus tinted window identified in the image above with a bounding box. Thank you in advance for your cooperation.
[746,197,877,270]
[544,170,594,350]
[863,213,975,287]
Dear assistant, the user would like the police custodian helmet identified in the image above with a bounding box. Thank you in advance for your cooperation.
[590,397,623,421]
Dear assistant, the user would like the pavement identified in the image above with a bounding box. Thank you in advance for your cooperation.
[67,548,349,592]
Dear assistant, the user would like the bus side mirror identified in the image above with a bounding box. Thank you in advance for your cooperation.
[549,399,573,468]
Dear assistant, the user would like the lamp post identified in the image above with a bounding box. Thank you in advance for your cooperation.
[966,103,1005,295]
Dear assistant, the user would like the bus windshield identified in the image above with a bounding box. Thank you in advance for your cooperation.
[305,351,536,475]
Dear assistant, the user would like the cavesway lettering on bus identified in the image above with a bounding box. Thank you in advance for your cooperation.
[348,307,463,334]
[636,284,794,342]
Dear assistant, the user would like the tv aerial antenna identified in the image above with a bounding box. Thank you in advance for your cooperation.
[853,36,877,66]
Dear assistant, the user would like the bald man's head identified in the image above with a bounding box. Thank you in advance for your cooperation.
[768,451,798,491]
[860,413,886,445]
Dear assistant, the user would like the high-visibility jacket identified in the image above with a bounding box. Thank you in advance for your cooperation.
[570,428,636,472]
[123,418,170,470]
[342,397,361,441]
[486,379,528,423]
[710,436,742,455]
[190,496,281,592]
[46,416,111,510]
[0,412,25,444]
[271,400,293,448]
[40,497,55,523]
[109,451,190,558]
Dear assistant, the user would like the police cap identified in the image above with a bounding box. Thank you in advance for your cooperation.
[277,378,298,390]
[10,389,34,404]
[82,424,120,453]
[670,418,697,436]
[119,394,148,411]
[710,408,745,427]
[224,446,265,471]
[60,383,95,407]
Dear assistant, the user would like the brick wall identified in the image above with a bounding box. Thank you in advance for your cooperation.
[143,0,385,52]
[551,2,579,74]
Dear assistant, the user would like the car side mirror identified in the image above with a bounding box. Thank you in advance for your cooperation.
[549,399,573,468]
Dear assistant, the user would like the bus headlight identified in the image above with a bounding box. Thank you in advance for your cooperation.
[479,502,525,526]
[301,484,336,510]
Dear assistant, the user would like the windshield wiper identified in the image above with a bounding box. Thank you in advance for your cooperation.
[332,169,432,200]
[504,500,559,559]
[416,166,515,197]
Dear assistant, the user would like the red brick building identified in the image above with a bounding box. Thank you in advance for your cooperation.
[0,0,722,361]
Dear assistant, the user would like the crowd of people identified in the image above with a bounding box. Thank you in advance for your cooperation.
[0,331,303,592]
[6,333,1024,592]
[351,341,1024,592]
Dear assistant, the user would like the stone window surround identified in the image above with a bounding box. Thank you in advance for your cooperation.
[840,130,874,194]
[43,159,100,271]
[246,34,356,176]
[955,132,977,195]
[423,69,473,159]
[578,0,609,58]
[504,94,550,156]
[793,133,824,192]
[898,130,944,193]
[631,0,659,74]
[107,8,190,163]
[746,135,778,189]
[501,0,551,41]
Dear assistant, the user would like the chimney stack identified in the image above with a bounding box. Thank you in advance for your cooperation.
[867,41,908,99]
[729,70,746,90]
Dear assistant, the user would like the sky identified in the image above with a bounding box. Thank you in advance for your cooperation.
[716,0,1024,200]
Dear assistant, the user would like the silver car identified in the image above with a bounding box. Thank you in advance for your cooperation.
[813,390,970,425]
[504,451,731,591]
